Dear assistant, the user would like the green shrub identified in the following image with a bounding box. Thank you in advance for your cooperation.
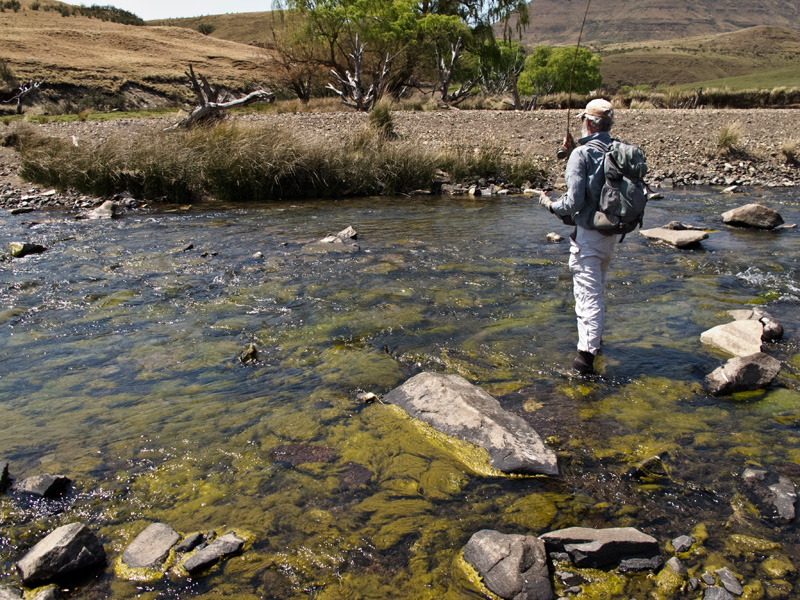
[31,1,40,9]
[368,101,395,139]
[197,23,216,35]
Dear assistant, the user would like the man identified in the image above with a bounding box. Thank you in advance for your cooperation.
[538,98,617,376]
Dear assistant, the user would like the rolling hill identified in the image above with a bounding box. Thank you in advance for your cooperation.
[503,0,800,46]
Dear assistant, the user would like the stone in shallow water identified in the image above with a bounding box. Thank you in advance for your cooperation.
[539,527,659,568]
[705,352,782,396]
[722,203,784,229]
[0,460,9,492]
[269,443,336,466]
[383,372,558,476]
[462,529,553,600]
[0,585,23,600]
[337,462,373,489]
[13,474,71,498]
[16,523,106,585]
[182,533,245,574]
[671,535,696,554]
[8,242,47,258]
[639,227,708,248]
[700,320,763,357]
[122,523,180,569]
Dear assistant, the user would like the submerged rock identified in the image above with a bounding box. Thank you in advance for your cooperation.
[539,527,659,569]
[700,320,763,357]
[337,462,373,489]
[705,353,782,396]
[238,344,258,364]
[462,529,553,600]
[670,535,696,554]
[269,443,336,466]
[722,203,784,229]
[715,567,744,596]
[122,523,180,569]
[383,372,558,476]
[175,533,205,554]
[16,523,106,585]
[13,474,71,498]
[742,467,797,522]
[8,242,47,258]
[86,200,120,220]
[639,226,708,248]
[0,586,22,600]
[182,532,244,574]
[704,587,735,600]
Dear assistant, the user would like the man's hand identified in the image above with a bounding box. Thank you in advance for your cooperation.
[538,192,553,212]
[561,132,576,156]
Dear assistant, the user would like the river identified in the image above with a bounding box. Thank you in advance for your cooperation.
[1,188,799,599]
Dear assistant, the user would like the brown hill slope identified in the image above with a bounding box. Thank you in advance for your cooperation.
[504,0,800,46]
[0,2,273,112]
[600,26,800,90]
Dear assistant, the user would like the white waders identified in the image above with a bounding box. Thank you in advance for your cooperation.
[568,226,619,355]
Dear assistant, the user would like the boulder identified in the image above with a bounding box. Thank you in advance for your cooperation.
[704,588,735,600]
[742,467,797,522]
[546,232,564,243]
[16,523,106,585]
[383,372,558,476]
[539,527,659,569]
[715,567,743,596]
[1,460,9,492]
[705,353,782,396]
[639,227,708,248]
[0,585,22,600]
[462,530,553,600]
[8,242,47,258]
[182,532,244,574]
[700,320,763,357]
[722,203,784,229]
[86,200,120,220]
[31,587,59,600]
[337,225,357,240]
[122,523,180,569]
[728,308,783,341]
[13,474,71,498]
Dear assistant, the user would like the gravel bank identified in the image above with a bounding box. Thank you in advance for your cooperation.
[2,108,799,210]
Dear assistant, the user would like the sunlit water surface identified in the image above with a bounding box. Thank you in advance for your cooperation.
[1,188,799,599]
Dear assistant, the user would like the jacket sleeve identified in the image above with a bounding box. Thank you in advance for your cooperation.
[550,149,587,218]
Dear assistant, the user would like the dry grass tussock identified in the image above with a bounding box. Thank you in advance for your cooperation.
[9,119,547,202]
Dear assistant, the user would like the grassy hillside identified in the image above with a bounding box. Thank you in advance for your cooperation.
[599,27,800,91]
[0,0,274,113]
[149,11,286,47]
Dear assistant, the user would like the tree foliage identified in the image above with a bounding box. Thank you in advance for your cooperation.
[517,46,602,97]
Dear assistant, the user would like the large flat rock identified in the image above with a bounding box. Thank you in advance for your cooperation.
[722,203,784,229]
[540,527,659,568]
[16,523,106,585]
[705,352,782,396]
[122,523,180,569]
[700,320,764,357]
[639,227,708,248]
[383,372,558,476]
[182,533,244,574]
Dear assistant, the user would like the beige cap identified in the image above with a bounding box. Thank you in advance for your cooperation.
[578,98,614,121]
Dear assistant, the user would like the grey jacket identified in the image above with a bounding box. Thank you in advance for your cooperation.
[550,131,612,229]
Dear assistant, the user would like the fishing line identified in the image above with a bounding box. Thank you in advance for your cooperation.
[558,0,593,158]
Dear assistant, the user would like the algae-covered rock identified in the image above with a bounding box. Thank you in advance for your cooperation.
[501,494,558,531]
[8,242,46,258]
[725,534,781,559]
[462,529,553,600]
[383,372,558,476]
[13,474,71,498]
[16,523,106,585]
[741,467,797,522]
[761,555,796,579]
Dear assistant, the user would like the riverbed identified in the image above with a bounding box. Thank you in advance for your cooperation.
[1,188,799,599]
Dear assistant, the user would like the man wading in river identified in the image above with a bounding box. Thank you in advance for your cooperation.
[538,99,619,376]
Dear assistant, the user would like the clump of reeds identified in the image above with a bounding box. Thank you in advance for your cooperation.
[11,121,549,202]
[780,139,799,166]
[716,122,742,157]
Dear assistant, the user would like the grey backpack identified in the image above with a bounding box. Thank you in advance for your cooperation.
[589,140,649,236]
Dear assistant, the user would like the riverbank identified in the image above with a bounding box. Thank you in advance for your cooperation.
[1,108,799,209]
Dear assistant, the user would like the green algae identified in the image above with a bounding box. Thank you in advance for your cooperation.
[501,493,558,531]
[726,534,782,559]
[762,556,797,579]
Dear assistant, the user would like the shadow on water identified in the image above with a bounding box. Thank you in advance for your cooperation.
[0,187,799,598]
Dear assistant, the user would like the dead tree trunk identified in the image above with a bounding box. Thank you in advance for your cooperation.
[326,35,390,112]
[166,65,274,130]
[435,37,477,108]
[9,80,43,115]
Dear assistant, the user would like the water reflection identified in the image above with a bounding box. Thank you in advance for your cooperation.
[1,188,799,598]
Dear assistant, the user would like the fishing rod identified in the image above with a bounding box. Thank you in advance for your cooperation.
[556,0,593,159]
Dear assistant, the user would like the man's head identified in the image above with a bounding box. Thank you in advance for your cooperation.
[579,98,614,135]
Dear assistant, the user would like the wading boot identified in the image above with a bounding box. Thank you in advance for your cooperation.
[572,351,595,376]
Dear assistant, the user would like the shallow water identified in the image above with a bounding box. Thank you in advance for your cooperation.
[1,188,799,599]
